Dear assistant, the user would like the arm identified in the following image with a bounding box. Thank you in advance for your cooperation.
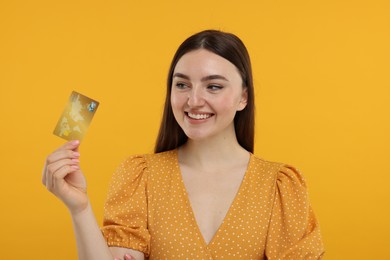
[71,203,144,260]
[265,165,325,259]
[71,202,115,259]
[42,140,144,260]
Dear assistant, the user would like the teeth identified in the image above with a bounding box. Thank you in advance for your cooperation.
[188,112,211,119]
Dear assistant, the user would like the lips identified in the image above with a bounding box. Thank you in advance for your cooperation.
[186,112,213,120]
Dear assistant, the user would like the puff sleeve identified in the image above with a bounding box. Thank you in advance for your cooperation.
[101,155,150,256]
[265,165,325,259]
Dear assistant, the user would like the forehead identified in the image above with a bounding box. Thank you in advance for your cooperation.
[173,49,240,79]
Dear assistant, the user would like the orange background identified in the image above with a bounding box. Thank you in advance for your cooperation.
[1,1,389,259]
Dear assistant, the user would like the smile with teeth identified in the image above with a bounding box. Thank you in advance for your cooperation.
[187,112,213,120]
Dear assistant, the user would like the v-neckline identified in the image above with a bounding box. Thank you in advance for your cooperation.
[173,149,253,247]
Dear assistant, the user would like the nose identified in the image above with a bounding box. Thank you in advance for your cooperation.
[187,86,205,107]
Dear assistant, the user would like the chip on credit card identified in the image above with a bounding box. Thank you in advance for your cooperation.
[53,91,99,141]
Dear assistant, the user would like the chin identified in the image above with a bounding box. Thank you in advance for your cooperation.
[182,130,212,142]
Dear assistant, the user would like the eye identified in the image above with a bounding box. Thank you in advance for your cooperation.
[175,82,188,89]
[207,84,223,91]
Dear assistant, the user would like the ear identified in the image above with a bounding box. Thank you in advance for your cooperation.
[237,87,248,111]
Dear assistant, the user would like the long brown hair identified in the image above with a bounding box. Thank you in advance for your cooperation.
[154,30,255,153]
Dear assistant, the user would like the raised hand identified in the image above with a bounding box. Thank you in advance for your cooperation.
[42,140,88,215]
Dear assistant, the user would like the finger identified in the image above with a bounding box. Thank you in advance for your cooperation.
[42,140,80,187]
[42,160,48,185]
[46,149,80,166]
[53,140,80,159]
[47,163,80,192]
[45,157,80,189]
[54,140,80,153]
[43,151,80,185]
[48,158,80,175]
[43,158,79,186]
[124,254,134,260]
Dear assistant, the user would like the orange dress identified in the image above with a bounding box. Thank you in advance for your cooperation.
[101,149,324,259]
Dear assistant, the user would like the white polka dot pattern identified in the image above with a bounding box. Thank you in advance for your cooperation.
[101,150,324,259]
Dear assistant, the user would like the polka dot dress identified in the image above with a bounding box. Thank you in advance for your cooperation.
[101,150,324,259]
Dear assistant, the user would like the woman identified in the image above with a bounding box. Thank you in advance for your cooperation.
[42,30,325,259]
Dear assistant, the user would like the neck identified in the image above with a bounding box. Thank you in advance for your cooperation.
[178,134,249,172]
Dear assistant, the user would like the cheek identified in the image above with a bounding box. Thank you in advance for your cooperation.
[170,94,178,110]
[170,92,185,112]
[215,96,242,113]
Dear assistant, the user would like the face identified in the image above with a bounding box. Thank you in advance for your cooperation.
[171,49,248,142]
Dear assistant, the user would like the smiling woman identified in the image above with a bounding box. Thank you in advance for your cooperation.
[42,30,325,259]
[170,49,248,142]
[155,30,256,154]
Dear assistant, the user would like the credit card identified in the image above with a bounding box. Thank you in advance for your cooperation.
[53,91,99,141]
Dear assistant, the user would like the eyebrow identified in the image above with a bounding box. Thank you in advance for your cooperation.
[173,72,229,82]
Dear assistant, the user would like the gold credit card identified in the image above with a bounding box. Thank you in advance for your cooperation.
[53,91,99,141]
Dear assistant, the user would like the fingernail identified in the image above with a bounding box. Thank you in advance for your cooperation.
[72,140,80,145]
[73,152,80,157]
[72,158,80,163]
[72,165,80,170]
[125,254,133,260]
